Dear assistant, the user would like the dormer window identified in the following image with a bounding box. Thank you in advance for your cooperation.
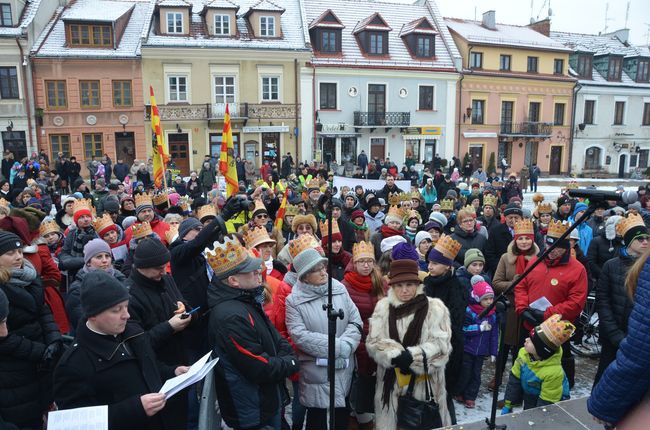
[416,36,432,57]
[608,56,622,81]
[321,30,338,53]
[167,11,184,34]
[637,59,649,83]
[260,16,275,37]
[0,4,11,27]
[354,13,391,56]
[369,32,385,55]
[576,54,592,79]
[201,1,239,37]
[68,23,113,47]
[400,17,436,59]
[214,14,230,35]
[309,10,344,55]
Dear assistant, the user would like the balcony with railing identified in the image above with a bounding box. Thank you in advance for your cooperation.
[353,111,411,127]
[499,121,553,137]
[208,102,248,119]
[145,102,300,122]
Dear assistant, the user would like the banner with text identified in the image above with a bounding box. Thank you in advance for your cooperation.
[333,176,411,197]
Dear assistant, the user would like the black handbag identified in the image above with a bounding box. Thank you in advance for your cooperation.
[349,372,376,414]
[396,349,443,430]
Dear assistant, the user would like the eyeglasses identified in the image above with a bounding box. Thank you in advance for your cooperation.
[256,214,268,219]
[308,264,327,274]
[356,259,374,266]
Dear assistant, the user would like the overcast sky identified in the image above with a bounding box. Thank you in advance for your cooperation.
[430,0,650,45]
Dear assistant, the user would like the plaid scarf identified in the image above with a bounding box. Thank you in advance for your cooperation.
[71,226,98,257]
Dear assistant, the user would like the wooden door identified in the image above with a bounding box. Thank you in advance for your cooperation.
[115,132,135,167]
[618,154,627,178]
[370,138,385,160]
[368,84,386,125]
[168,133,190,176]
[550,146,562,175]
[469,145,483,171]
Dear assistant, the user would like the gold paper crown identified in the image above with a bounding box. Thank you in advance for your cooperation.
[440,199,455,211]
[206,236,251,276]
[305,178,320,190]
[537,314,576,349]
[537,202,554,214]
[166,226,179,244]
[134,193,153,208]
[132,221,153,240]
[39,219,61,237]
[288,233,322,259]
[93,213,115,234]
[352,241,375,262]
[405,209,421,223]
[514,219,535,236]
[399,192,412,202]
[566,181,579,190]
[616,213,646,237]
[252,199,267,215]
[0,198,8,208]
[411,191,423,202]
[197,204,217,221]
[492,181,503,188]
[285,205,299,217]
[178,197,190,212]
[547,220,570,239]
[387,205,406,220]
[388,192,402,206]
[72,198,93,214]
[244,225,276,249]
[483,194,498,208]
[461,205,476,215]
[319,219,340,237]
[433,234,462,261]
[152,191,169,206]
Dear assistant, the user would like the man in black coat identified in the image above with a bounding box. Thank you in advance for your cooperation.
[484,204,523,275]
[66,156,82,186]
[376,174,402,199]
[55,271,188,430]
[113,159,130,182]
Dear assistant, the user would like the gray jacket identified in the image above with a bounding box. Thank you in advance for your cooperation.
[286,278,362,408]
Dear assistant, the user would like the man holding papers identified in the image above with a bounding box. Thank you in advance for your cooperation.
[54,271,188,430]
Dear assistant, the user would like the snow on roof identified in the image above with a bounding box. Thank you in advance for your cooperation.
[0,0,42,37]
[143,0,309,51]
[63,0,134,22]
[550,31,645,58]
[202,0,240,11]
[400,17,437,37]
[446,17,570,52]
[245,0,285,14]
[157,0,192,7]
[303,0,460,70]
[33,0,151,58]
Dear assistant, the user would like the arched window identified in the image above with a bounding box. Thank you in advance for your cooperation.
[584,146,602,170]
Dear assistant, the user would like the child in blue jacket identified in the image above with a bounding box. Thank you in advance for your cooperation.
[454,275,499,408]
[502,314,575,413]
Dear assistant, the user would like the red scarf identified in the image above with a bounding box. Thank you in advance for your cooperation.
[344,271,373,293]
[470,302,495,317]
[515,254,528,275]
[381,225,405,238]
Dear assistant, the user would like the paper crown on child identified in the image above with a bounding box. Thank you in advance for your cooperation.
[440,199,455,212]
[514,219,534,236]
[72,198,93,215]
[531,314,575,360]
[405,209,421,223]
[39,219,61,238]
[244,225,276,249]
[132,221,153,240]
[352,241,374,262]
[427,234,461,266]
[93,213,116,237]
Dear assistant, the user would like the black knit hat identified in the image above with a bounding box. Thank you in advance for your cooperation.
[81,270,129,318]
[503,203,523,217]
[0,288,8,321]
[0,231,23,256]
[133,237,170,268]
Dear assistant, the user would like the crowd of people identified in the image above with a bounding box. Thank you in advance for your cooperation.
[0,148,649,430]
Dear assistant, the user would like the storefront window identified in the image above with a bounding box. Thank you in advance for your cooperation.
[262,132,280,165]
[209,133,240,159]
[405,140,420,165]
[341,137,357,164]
[424,139,436,163]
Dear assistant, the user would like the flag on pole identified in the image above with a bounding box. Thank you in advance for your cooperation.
[274,190,288,230]
[150,85,169,189]
[219,104,238,197]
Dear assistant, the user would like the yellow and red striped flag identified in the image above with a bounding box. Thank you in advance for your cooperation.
[274,190,288,230]
[150,85,169,188]
[219,104,238,197]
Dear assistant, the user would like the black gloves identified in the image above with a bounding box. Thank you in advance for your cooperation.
[522,308,545,326]
[221,196,249,221]
[391,349,413,373]
[40,340,65,372]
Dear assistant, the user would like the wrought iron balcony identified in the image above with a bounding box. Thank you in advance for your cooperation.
[208,102,248,119]
[145,102,300,122]
[353,111,410,127]
[144,104,208,121]
[499,121,552,137]
[247,103,299,120]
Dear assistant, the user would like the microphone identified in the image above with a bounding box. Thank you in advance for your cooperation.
[567,188,638,204]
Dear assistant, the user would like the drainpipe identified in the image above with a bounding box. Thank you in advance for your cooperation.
[16,37,34,153]
[294,58,299,161]
[312,64,316,164]
[567,81,582,175]
[457,45,473,161]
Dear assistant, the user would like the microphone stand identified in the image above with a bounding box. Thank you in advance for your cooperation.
[321,190,344,429]
[480,203,597,430]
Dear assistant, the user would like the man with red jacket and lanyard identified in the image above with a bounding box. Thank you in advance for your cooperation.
[515,219,587,388]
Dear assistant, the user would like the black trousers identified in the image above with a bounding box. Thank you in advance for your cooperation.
[305,407,348,430]
[455,352,485,400]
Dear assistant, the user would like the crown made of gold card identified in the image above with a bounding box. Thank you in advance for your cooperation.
[411,191,423,202]
[197,204,217,221]
[305,178,320,190]
[405,209,421,223]
[388,192,402,206]
[0,198,8,208]
[288,233,322,259]
[440,198,455,211]
[252,199,266,214]
[152,191,169,206]
[537,202,554,214]
[39,219,61,237]
[134,193,153,208]
[132,221,153,240]
[433,234,462,261]
[206,236,250,275]
[165,226,179,244]
[319,219,340,237]
[491,181,503,188]
[244,225,276,249]
[547,220,570,239]
[461,205,476,215]
[566,181,579,190]
[387,205,406,220]
[483,194,498,208]
[352,241,374,262]
[617,213,646,237]
[72,198,93,214]
[514,219,535,236]
[92,213,115,234]
[285,204,299,217]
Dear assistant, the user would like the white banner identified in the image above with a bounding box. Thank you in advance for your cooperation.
[333,176,411,196]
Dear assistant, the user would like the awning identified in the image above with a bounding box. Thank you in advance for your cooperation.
[463,132,498,138]
[317,132,361,138]
[402,134,438,140]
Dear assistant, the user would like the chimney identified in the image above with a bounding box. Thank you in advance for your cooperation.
[608,28,630,44]
[482,10,496,30]
[528,18,551,37]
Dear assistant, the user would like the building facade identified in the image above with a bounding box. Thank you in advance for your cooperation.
[447,13,576,175]
[550,29,650,177]
[31,0,147,173]
[141,0,311,176]
[0,0,62,160]
[301,0,461,172]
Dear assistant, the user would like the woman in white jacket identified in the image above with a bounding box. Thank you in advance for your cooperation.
[366,258,453,429]
[286,247,362,430]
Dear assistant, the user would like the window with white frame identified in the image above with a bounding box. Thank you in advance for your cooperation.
[168,75,188,102]
[214,14,230,35]
[166,12,183,34]
[260,16,275,37]
[214,76,235,103]
[261,76,279,101]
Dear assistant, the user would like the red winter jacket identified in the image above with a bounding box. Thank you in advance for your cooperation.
[515,255,588,331]
[271,271,299,381]
[123,218,171,247]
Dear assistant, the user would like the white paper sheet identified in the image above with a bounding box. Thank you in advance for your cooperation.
[530,296,553,312]
[48,405,108,430]
[159,351,219,399]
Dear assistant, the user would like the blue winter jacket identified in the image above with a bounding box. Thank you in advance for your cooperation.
[462,304,499,357]
[568,215,593,252]
[587,258,650,425]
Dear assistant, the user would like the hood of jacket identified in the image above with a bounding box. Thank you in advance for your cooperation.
[364,209,385,221]
[290,278,347,306]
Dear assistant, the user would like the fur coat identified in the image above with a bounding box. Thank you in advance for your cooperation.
[366,285,453,429]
